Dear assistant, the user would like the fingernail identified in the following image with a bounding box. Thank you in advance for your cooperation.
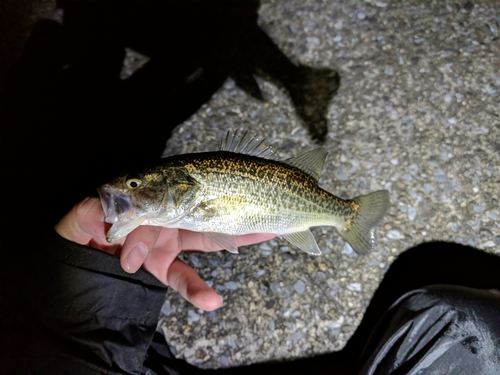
[217,295,224,309]
[125,243,148,273]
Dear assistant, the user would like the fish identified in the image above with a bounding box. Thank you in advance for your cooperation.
[98,131,389,255]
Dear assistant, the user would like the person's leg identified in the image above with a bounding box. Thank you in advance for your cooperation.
[358,285,500,375]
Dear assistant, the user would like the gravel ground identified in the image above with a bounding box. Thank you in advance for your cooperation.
[159,0,500,368]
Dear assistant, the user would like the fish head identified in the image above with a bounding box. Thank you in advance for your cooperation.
[98,169,168,242]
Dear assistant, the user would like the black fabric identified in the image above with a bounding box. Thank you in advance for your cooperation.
[16,231,171,375]
[9,232,500,374]
[144,330,204,375]
[48,230,166,288]
[359,285,500,375]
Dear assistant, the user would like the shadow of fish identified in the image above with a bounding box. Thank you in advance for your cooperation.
[98,132,389,255]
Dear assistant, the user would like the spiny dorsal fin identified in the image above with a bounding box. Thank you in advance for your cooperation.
[283,148,328,181]
[219,130,278,160]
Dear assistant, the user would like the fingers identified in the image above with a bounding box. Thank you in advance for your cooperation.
[55,197,107,245]
[120,225,162,273]
[178,231,276,252]
[57,197,275,311]
[167,258,223,311]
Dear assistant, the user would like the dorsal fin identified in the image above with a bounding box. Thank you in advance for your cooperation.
[283,148,328,181]
[219,130,278,159]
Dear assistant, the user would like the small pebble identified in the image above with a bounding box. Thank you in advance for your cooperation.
[225,281,238,291]
[341,242,356,255]
[190,255,202,268]
[473,205,484,213]
[409,164,419,174]
[387,230,402,240]
[434,169,447,182]
[480,241,496,248]
[260,242,273,251]
[187,310,200,323]
[269,320,275,330]
[488,212,497,220]
[347,283,362,292]
[219,356,229,366]
[408,207,417,221]
[161,301,171,316]
[254,269,266,277]
[294,280,306,294]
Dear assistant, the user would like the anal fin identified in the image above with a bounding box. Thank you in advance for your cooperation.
[282,230,322,255]
[205,232,239,254]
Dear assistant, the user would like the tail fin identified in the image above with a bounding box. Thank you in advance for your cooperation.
[339,190,390,255]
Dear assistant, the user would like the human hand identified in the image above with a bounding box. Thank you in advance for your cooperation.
[55,197,275,311]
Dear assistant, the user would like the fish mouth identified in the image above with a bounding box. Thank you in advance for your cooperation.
[98,185,134,224]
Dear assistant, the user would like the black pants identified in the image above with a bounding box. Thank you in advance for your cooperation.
[358,285,500,374]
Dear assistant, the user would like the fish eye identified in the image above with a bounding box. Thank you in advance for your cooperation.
[125,174,143,189]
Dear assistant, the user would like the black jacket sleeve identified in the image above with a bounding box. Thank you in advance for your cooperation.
[17,231,169,375]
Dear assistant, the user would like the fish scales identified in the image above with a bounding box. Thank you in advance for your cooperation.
[171,152,351,232]
[98,134,389,255]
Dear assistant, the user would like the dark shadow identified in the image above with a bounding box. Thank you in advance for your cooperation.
[1,0,339,233]
[211,241,500,375]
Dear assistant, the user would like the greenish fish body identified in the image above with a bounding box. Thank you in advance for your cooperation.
[99,133,389,255]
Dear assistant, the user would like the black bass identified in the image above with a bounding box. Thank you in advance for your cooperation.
[98,132,389,255]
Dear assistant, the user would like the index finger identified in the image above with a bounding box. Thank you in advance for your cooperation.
[178,231,276,252]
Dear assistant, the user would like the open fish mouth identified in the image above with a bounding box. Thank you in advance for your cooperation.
[98,185,134,224]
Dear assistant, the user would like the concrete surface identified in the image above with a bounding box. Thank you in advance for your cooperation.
[159,0,500,368]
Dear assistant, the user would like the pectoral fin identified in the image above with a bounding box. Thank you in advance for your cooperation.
[205,232,239,254]
[282,230,322,255]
